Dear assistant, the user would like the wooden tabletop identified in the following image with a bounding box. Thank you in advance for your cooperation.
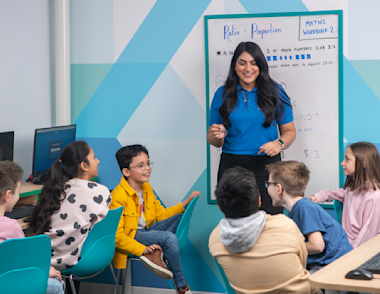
[17,217,30,230]
[309,234,380,293]
[15,182,42,230]
[20,181,43,197]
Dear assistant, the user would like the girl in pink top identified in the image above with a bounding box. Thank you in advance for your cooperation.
[310,142,380,248]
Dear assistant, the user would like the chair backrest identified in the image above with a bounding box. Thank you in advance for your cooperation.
[61,207,123,277]
[0,234,51,294]
[215,260,236,294]
[334,200,343,225]
[176,196,199,254]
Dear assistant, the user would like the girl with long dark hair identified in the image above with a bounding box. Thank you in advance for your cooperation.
[208,42,296,214]
[30,141,111,271]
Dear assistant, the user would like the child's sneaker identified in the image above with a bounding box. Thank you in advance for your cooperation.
[178,285,192,294]
[140,250,173,279]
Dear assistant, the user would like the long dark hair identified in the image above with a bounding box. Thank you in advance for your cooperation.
[220,42,291,129]
[30,141,91,234]
[343,142,380,192]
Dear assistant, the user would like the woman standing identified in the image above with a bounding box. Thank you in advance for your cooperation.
[208,42,296,214]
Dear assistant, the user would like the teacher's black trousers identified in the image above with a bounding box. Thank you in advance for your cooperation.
[217,152,283,215]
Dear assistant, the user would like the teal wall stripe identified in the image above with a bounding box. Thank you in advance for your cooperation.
[239,0,308,14]
[75,0,212,138]
[75,63,166,138]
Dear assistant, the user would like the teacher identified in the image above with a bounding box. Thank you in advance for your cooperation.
[207,42,296,214]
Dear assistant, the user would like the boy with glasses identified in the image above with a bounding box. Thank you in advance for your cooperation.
[110,145,199,294]
[266,160,352,274]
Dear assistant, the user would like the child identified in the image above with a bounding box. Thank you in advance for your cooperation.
[209,166,321,294]
[0,161,64,294]
[266,160,352,273]
[310,142,380,248]
[110,144,199,294]
[30,141,111,273]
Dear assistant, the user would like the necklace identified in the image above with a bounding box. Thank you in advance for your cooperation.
[242,90,248,102]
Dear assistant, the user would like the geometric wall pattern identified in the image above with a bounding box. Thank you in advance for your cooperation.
[71,0,380,292]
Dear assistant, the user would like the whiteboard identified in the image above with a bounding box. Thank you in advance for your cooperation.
[205,11,343,203]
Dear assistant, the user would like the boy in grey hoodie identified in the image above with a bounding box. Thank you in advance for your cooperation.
[209,166,321,294]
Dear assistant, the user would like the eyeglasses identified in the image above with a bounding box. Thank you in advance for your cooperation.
[129,161,154,171]
[264,181,278,188]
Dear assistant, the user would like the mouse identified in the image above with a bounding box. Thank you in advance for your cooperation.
[345,269,373,280]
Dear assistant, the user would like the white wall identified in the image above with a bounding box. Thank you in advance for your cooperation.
[0,0,52,180]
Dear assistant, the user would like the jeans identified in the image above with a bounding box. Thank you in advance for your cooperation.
[46,277,65,294]
[135,214,186,289]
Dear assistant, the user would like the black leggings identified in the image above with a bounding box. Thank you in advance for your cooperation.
[217,152,282,215]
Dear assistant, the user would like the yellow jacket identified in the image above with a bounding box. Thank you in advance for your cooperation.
[110,176,185,269]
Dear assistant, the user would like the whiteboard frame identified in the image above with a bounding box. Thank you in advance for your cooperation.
[205,11,343,204]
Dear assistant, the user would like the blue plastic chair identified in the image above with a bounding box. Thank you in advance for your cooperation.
[114,196,199,294]
[176,196,199,254]
[61,207,123,294]
[215,260,237,294]
[334,200,343,225]
[0,234,51,294]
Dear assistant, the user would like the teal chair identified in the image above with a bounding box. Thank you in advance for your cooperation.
[176,195,199,254]
[61,207,123,294]
[215,260,236,294]
[114,196,199,294]
[334,200,343,225]
[0,234,51,294]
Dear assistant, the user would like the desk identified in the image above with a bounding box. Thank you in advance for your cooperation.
[309,234,380,293]
[16,182,43,230]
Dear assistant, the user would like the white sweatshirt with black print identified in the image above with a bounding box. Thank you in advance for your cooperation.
[46,178,111,271]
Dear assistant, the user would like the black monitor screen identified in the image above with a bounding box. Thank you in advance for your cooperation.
[0,131,14,162]
[33,125,76,177]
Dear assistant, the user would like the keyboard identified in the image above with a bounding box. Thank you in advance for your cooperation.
[357,251,380,274]
[5,205,35,219]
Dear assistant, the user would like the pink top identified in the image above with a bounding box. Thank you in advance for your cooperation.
[315,186,380,248]
[0,216,25,243]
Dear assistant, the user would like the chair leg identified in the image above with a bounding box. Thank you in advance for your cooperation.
[68,275,77,294]
[110,264,123,294]
[172,277,179,294]
[123,259,133,294]
[113,268,121,294]
[164,258,179,294]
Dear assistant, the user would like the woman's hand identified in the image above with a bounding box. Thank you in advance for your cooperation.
[49,266,62,282]
[258,141,282,157]
[207,125,226,148]
[142,244,162,255]
[309,195,318,203]
[182,191,200,209]
[210,124,226,140]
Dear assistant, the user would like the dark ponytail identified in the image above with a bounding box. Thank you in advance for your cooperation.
[30,141,90,234]
[220,42,291,129]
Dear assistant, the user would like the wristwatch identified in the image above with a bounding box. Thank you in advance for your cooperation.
[275,138,285,149]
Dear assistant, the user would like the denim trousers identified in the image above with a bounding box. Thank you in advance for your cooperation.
[135,214,186,288]
[46,277,65,294]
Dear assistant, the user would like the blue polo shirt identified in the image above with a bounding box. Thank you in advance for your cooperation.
[289,198,352,267]
[209,84,293,155]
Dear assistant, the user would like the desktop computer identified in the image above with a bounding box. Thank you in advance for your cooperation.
[0,131,14,161]
[32,125,76,184]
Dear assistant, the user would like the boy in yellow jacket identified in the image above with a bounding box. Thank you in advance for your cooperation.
[110,145,199,294]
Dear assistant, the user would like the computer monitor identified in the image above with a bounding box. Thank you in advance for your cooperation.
[32,125,76,184]
[0,131,14,162]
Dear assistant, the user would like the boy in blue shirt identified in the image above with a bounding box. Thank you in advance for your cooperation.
[266,160,352,273]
